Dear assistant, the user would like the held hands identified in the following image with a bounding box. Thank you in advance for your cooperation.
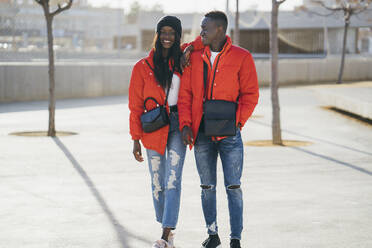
[182,126,194,146]
[132,140,144,162]
[180,45,193,72]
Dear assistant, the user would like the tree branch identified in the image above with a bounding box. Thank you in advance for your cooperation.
[298,5,339,17]
[51,0,73,17]
[277,0,286,5]
[353,3,370,14]
[34,0,44,6]
[354,10,371,21]
[311,0,343,11]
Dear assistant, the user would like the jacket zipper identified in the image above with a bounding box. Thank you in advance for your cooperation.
[205,53,222,100]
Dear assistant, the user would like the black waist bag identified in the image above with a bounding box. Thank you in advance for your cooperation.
[203,100,237,136]
[141,97,169,133]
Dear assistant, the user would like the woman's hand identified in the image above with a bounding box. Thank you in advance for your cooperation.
[133,140,144,162]
[180,45,194,71]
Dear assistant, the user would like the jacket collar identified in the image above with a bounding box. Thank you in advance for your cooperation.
[203,35,232,61]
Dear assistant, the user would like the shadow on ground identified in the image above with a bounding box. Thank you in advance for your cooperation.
[249,119,372,176]
[52,137,152,248]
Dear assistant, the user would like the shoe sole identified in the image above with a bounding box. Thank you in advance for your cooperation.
[201,245,221,248]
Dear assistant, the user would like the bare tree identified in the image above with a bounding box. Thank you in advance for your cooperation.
[310,0,372,84]
[270,0,286,145]
[234,0,240,45]
[34,0,73,136]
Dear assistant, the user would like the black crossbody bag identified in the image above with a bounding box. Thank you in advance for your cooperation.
[140,60,172,133]
[203,59,237,137]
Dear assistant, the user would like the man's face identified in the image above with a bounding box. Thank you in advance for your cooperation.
[200,17,219,46]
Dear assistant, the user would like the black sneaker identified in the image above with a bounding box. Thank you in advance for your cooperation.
[230,239,241,248]
[201,234,221,248]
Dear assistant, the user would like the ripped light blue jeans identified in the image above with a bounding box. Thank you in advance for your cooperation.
[194,129,244,240]
[146,112,186,229]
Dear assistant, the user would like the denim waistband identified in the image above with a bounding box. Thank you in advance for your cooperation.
[169,105,178,112]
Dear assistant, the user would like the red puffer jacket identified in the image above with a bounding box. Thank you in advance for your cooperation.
[178,35,259,146]
[129,37,203,154]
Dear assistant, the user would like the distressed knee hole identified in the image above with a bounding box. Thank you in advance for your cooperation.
[201,184,214,190]
[227,185,240,190]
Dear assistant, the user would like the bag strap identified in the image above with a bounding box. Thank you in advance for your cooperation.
[209,54,221,99]
[145,59,154,72]
[203,61,208,101]
[203,53,222,100]
[203,55,239,104]
[144,59,173,110]
[143,97,160,112]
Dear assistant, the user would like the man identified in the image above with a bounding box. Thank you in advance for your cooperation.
[178,11,259,248]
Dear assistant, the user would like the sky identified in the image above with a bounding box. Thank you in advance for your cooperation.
[88,0,304,13]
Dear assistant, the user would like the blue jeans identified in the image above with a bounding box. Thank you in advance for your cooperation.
[146,112,186,229]
[194,129,244,240]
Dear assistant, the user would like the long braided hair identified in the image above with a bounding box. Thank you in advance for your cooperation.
[152,32,183,89]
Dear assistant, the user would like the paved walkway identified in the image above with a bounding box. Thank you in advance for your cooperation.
[0,85,371,248]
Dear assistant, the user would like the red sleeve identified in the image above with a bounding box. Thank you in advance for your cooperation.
[178,64,193,131]
[181,36,204,51]
[237,53,259,128]
[128,61,145,140]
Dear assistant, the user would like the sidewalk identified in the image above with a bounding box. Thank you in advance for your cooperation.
[311,81,372,120]
[0,85,371,248]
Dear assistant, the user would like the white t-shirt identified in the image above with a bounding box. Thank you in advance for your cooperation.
[210,51,220,67]
[167,74,180,106]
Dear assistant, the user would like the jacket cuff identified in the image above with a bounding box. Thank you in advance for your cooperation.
[131,134,142,140]
[179,122,191,132]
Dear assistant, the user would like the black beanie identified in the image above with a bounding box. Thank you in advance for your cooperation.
[156,16,182,36]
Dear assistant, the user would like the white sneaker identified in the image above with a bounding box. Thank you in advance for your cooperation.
[152,239,169,248]
[167,232,175,248]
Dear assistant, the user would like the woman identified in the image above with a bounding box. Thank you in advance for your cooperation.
[128,16,202,248]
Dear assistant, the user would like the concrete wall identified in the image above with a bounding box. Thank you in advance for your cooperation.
[255,55,372,86]
[328,28,357,54]
[1,56,372,102]
[0,62,133,102]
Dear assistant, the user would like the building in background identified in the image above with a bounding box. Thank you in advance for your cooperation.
[0,0,125,51]
[1,0,371,55]
[123,7,371,55]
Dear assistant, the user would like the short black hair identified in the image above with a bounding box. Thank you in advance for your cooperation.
[205,11,228,32]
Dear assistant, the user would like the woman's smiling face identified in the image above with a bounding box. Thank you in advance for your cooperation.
[159,26,176,49]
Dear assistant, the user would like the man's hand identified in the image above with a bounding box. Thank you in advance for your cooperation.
[180,45,194,71]
[132,140,144,162]
[182,126,194,146]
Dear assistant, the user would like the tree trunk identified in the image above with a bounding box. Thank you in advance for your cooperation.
[46,15,56,136]
[12,17,16,51]
[270,1,283,145]
[337,20,349,84]
[234,0,240,45]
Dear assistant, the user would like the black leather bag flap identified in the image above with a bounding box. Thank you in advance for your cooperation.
[203,100,237,120]
[140,97,169,133]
